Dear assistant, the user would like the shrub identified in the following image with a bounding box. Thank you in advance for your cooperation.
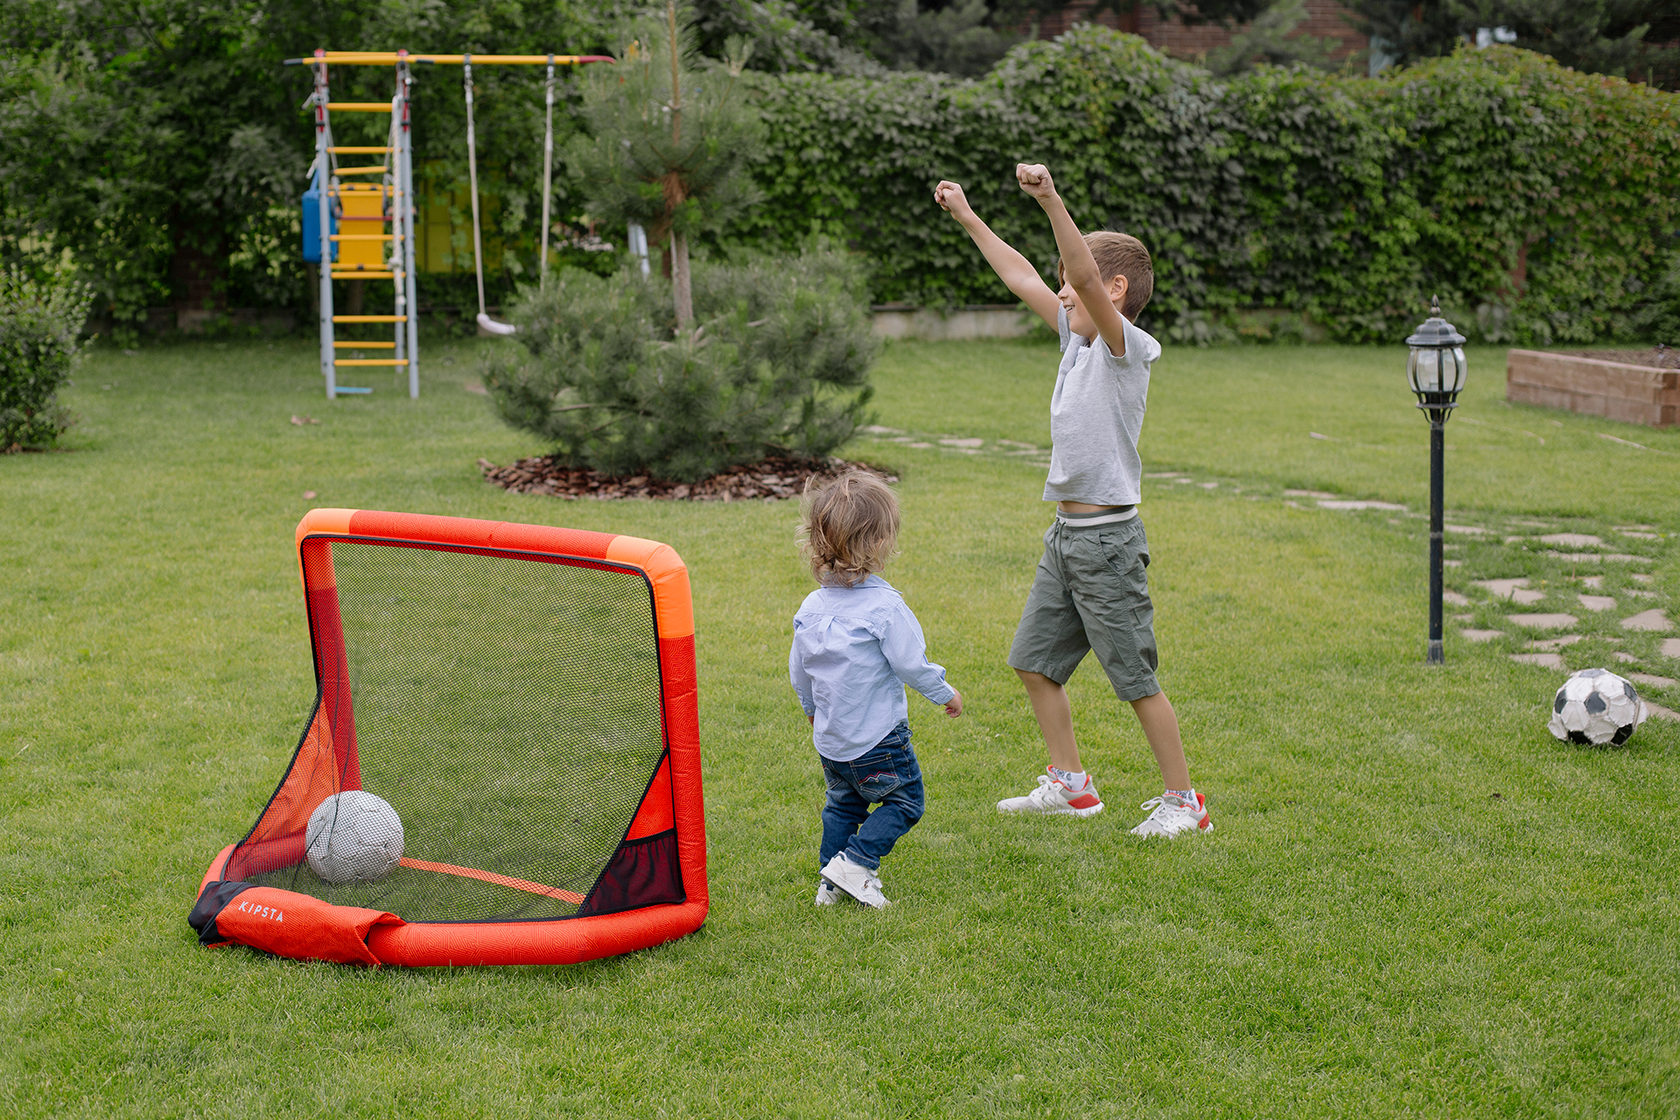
[482,247,877,482]
[0,266,92,451]
[737,29,1680,345]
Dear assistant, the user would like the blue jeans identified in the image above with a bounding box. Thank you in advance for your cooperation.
[818,721,925,872]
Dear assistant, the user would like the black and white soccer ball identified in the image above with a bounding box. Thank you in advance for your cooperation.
[1548,668,1648,746]
[306,790,405,883]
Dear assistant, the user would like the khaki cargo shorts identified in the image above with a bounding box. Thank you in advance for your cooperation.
[1007,513,1160,701]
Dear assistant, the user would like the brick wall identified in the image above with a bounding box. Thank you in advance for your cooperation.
[1028,1,1369,65]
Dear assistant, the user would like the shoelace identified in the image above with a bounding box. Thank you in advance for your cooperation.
[1027,774,1067,806]
[1137,795,1201,824]
[1136,796,1178,820]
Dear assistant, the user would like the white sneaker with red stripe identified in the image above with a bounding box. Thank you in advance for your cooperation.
[1129,790,1211,838]
[996,768,1104,817]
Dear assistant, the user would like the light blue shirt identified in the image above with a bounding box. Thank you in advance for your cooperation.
[789,575,955,762]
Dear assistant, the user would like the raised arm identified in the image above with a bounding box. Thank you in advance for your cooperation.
[1015,164,1128,358]
[934,179,1061,332]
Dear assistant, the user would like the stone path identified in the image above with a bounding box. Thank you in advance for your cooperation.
[856,423,1678,724]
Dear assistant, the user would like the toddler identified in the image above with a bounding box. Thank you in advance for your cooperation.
[790,471,963,908]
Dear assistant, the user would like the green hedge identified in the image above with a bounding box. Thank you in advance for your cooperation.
[736,29,1680,345]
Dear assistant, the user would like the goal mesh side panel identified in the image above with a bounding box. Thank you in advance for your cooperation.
[245,539,668,922]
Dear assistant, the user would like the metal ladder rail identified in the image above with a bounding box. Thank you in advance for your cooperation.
[312,51,336,398]
[397,54,420,398]
[315,54,410,396]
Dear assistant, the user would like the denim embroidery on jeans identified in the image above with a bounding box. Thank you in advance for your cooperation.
[816,721,924,871]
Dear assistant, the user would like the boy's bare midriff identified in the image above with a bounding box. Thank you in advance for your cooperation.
[1057,501,1126,514]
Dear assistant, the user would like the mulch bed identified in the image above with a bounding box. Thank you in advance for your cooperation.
[1561,346,1679,369]
[478,454,897,501]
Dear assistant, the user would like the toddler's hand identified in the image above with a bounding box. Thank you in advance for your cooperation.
[1016,162,1055,199]
[933,179,971,217]
[944,690,963,718]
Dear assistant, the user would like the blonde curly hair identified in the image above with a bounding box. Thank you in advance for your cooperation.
[798,470,900,587]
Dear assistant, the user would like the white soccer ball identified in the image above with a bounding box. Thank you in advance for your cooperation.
[1548,668,1647,746]
[306,790,405,883]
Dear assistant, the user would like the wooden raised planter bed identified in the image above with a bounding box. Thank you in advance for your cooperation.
[1506,348,1680,427]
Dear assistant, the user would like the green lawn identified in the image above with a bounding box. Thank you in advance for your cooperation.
[2,334,1677,1118]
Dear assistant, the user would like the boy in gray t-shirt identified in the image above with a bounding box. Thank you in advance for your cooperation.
[934,163,1210,839]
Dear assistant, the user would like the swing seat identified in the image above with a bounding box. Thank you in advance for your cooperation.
[477,312,517,336]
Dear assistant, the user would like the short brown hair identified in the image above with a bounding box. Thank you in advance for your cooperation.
[798,471,900,587]
[1058,231,1153,321]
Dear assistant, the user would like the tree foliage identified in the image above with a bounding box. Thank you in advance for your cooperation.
[1204,0,1341,76]
[1347,0,1680,90]
[687,1,1277,78]
[0,0,613,330]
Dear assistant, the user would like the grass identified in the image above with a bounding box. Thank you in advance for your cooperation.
[2,334,1677,1118]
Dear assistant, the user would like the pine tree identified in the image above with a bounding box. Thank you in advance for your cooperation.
[564,1,763,330]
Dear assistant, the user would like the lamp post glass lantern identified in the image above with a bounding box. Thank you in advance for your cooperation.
[1406,296,1467,665]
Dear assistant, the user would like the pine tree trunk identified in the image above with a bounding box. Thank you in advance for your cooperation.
[671,231,693,331]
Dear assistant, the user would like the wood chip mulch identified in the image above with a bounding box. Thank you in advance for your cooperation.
[478,454,897,501]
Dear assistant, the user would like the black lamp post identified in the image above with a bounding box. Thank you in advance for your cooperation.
[1406,296,1468,665]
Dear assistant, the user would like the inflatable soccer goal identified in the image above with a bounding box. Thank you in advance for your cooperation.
[189,509,706,966]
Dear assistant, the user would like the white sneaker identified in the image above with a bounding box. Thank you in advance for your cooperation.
[997,768,1104,817]
[815,879,841,907]
[1129,790,1212,838]
[820,852,890,909]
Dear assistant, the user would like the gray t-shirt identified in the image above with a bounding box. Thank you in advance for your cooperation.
[1043,306,1162,506]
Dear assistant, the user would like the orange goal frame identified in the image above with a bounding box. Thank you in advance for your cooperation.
[190,509,707,966]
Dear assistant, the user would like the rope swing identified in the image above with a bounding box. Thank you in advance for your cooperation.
[540,56,556,290]
[462,57,517,336]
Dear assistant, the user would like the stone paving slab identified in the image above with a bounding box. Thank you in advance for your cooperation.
[1646,701,1680,723]
[1475,578,1545,605]
[1507,613,1579,629]
[1526,635,1583,650]
[1661,639,1680,660]
[1546,552,1654,563]
[1539,533,1605,548]
[1511,652,1567,668]
[1318,499,1407,511]
[1622,609,1674,632]
[1578,594,1618,611]
[1442,590,1472,607]
[1629,672,1679,689]
[1460,629,1504,643]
